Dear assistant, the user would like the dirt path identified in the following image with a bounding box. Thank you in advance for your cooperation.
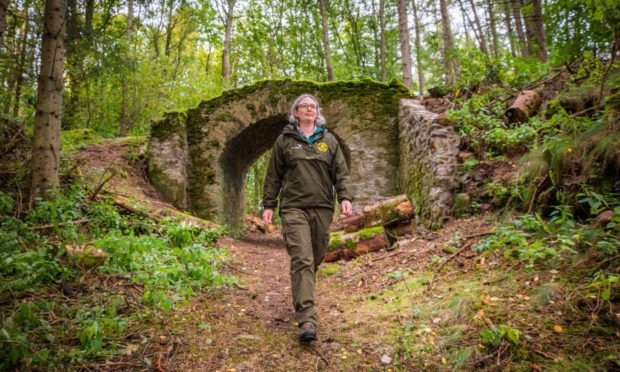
[158,221,482,371]
[166,231,401,371]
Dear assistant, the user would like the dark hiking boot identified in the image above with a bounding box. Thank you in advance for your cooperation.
[299,322,317,342]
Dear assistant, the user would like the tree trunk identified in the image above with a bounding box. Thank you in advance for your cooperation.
[459,2,471,46]
[343,0,366,72]
[13,0,30,116]
[439,0,457,85]
[411,0,425,96]
[164,0,174,57]
[529,0,548,61]
[378,0,386,81]
[503,0,517,57]
[521,0,537,58]
[84,0,94,39]
[397,0,413,89]
[64,0,84,129]
[467,0,489,55]
[30,0,67,202]
[0,0,9,48]
[120,0,133,137]
[318,0,335,81]
[486,0,499,58]
[221,0,236,87]
[511,0,528,57]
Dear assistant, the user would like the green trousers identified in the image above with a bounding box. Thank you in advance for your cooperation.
[280,207,333,328]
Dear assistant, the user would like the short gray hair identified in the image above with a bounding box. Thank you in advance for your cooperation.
[288,93,326,126]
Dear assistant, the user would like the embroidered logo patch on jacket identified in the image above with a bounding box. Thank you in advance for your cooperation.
[316,142,329,152]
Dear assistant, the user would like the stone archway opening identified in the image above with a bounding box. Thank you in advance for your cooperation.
[218,114,288,232]
[219,114,354,234]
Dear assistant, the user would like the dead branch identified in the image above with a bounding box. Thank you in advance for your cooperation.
[30,219,90,231]
[371,250,405,262]
[428,241,475,291]
[528,175,548,213]
[461,230,494,239]
[89,169,116,200]
[104,196,162,222]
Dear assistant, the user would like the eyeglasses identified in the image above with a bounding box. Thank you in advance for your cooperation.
[298,103,317,110]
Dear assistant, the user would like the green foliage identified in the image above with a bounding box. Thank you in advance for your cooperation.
[447,89,549,155]
[474,212,579,268]
[459,158,479,172]
[586,271,619,302]
[96,222,230,304]
[578,187,619,215]
[481,324,521,348]
[0,183,232,369]
[76,305,127,353]
[60,129,102,155]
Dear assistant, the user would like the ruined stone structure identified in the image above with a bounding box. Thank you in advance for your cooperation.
[147,79,460,235]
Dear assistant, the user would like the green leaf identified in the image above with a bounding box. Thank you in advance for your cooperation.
[602,288,611,301]
[505,328,521,345]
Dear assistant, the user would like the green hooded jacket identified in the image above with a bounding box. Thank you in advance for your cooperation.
[263,124,352,211]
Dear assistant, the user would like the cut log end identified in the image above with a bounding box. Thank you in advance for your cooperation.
[505,90,542,124]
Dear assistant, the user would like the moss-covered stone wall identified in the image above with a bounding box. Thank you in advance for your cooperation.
[399,99,460,229]
[147,111,188,209]
[148,79,412,236]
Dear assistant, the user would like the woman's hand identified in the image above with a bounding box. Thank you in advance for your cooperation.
[263,209,274,224]
[340,200,352,217]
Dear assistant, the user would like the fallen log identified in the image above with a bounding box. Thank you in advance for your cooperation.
[324,227,390,262]
[330,194,414,232]
[363,194,414,227]
[505,90,542,124]
[384,221,414,243]
[245,215,277,233]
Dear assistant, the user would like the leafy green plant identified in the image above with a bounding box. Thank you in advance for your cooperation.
[578,187,620,216]
[474,212,579,268]
[586,271,619,303]
[459,158,479,172]
[76,306,127,353]
[481,324,521,348]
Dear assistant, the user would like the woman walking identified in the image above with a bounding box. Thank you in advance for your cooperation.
[262,93,352,342]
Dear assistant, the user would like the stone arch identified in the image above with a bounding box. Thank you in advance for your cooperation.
[148,79,412,235]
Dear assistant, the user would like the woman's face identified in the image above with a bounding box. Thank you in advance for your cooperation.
[294,97,318,124]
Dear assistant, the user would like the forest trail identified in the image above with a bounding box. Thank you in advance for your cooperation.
[167,225,491,371]
[73,139,500,370]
